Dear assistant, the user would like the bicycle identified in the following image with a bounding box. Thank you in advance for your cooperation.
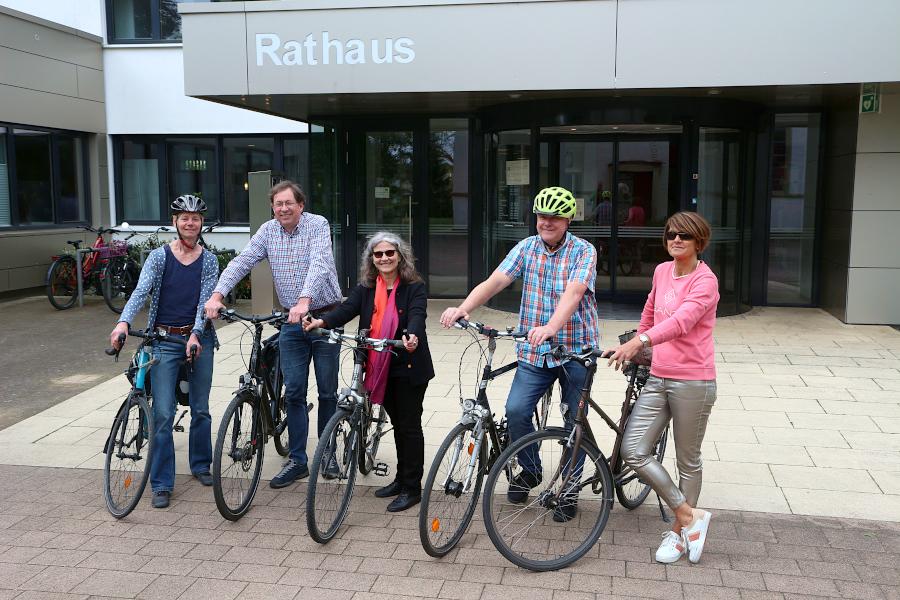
[418,319,556,558]
[480,337,667,571]
[305,326,405,544]
[102,328,195,519]
[211,309,290,521]
[46,225,138,312]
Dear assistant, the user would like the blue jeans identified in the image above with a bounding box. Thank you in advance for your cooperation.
[279,323,340,466]
[506,360,588,473]
[149,330,214,493]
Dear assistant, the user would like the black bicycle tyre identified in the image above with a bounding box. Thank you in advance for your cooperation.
[614,425,669,510]
[307,409,359,543]
[103,391,153,519]
[101,257,135,314]
[212,392,265,521]
[270,366,288,457]
[419,422,487,557]
[482,427,614,572]
[46,255,78,310]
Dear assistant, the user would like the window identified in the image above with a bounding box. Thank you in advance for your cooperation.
[0,128,9,227]
[223,137,274,223]
[115,135,309,224]
[168,137,219,220]
[429,119,469,296]
[107,0,248,43]
[121,139,161,221]
[0,123,90,228]
[767,114,821,305]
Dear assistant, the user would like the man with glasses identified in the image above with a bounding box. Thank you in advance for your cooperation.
[440,186,600,521]
[205,180,342,488]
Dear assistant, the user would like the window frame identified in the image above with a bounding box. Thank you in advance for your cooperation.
[105,0,185,44]
[113,133,311,226]
[0,121,91,230]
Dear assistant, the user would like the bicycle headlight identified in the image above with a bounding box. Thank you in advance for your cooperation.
[462,399,475,411]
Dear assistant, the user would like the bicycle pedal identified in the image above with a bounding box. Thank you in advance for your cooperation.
[173,425,185,432]
[373,462,389,477]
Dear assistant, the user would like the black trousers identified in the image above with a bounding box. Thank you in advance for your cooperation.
[383,377,427,494]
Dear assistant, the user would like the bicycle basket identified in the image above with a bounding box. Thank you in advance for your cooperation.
[99,240,128,259]
[618,329,652,366]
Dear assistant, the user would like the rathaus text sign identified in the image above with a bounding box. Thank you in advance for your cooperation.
[256,33,415,66]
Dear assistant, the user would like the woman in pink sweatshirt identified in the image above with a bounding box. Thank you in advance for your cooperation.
[606,211,719,566]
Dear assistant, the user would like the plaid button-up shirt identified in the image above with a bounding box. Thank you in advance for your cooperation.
[498,232,600,368]
[215,214,342,310]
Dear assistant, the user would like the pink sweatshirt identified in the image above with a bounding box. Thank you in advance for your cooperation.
[639,261,719,381]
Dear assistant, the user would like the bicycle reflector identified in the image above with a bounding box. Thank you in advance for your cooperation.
[431,518,441,533]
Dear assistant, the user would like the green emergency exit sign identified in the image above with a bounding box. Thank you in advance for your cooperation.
[860,83,881,114]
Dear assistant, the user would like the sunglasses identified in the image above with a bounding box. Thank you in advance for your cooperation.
[372,249,397,259]
[665,231,695,241]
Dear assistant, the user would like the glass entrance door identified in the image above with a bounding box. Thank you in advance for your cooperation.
[352,129,416,271]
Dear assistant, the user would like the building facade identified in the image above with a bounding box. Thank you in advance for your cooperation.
[2,0,899,324]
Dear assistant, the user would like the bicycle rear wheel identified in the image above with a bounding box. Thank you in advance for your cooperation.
[213,392,265,521]
[103,391,153,519]
[482,428,614,571]
[420,422,487,557]
[307,408,358,543]
[101,257,135,314]
[615,425,669,509]
[46,255,78,310]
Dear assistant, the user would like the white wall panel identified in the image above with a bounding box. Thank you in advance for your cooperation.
[616,0,900,89]
[104,47,308,135]
[0,0,102,37]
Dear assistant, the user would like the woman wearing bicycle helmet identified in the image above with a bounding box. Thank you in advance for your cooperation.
[109,194,219,509]
[605,211,719,565]
[304,231,434,512]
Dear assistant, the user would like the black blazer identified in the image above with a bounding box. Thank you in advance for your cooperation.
[320,281,435,386]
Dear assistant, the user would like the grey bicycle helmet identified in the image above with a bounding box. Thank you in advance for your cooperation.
[171,194,207,214]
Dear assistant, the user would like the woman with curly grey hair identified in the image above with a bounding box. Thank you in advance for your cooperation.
[304,231,434,512]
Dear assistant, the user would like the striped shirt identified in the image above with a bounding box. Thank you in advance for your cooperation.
[498,232,600,368]
[215,214,342,310]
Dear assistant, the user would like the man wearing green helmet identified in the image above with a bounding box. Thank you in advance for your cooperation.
[440,186,600,522]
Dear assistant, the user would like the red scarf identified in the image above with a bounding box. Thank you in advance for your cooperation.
[364,275,399,405]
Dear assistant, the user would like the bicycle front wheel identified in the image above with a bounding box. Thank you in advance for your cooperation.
[46,255,78,310]
[419,422,486,557]
[103,391,153,519]
[615,425,668,510]
[307,408,358,543]
[213,392,265,521]
[482,428,614,571]
[101,257,135,314]
[269,366,288,458]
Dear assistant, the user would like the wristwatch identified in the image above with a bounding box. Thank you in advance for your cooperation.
[638,333,651,348]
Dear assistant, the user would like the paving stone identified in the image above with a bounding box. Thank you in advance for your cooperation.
[178,577,247,600]
[0,563,46,588]
[135,574,196,599]
[853,564,900,586]
[835,580,888,600]
[481,584,554,600]
[138,555,202,576]
[437,580,483,599]
[297,588,353,600]
[761,574,840,597]
[666,565,723,585]
[187,560,238,580]
[28,549,93,567]
[234,582,301,600]
[459,565,502,584]
[625,561,666,580]
[500,569,571,590]
[721,570,766,590]
[18,566,96,593]
[729,557,801,576]
[317,571,376,592]
[610,577,683,599]
[370,575,444,597]
[568,574,612,594]
[226,564,288,584]
[276,567,327,587]
[70,569,157,598]
[682,584,740,600]
[796,559,860,581]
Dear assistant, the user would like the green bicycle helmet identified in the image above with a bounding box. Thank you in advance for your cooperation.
[533,186,577,219]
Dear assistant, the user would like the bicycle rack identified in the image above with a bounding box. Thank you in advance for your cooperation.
[74,248,95,308]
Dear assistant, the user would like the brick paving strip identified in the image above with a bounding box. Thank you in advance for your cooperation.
[0,464,898,599]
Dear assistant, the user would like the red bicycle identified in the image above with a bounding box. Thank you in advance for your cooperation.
[45,225,136,312]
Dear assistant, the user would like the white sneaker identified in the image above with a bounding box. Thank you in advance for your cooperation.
[655,531,684,563]
[682,510,712,563]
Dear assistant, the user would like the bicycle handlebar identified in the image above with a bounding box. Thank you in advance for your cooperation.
[454,318,529,340]
[309,327,405,351]
[218,308,286,325]
[548,345,608,363]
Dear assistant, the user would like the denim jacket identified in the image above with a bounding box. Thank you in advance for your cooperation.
[119,245,219,339]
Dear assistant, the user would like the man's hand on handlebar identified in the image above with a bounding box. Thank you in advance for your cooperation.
[527,324,557,347]
[109,322,129,350]
[439,306,469,329]
[204,293,226,320]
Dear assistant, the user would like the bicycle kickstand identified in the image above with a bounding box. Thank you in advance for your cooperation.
[173,410,188,433]
[657,492,672,523]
